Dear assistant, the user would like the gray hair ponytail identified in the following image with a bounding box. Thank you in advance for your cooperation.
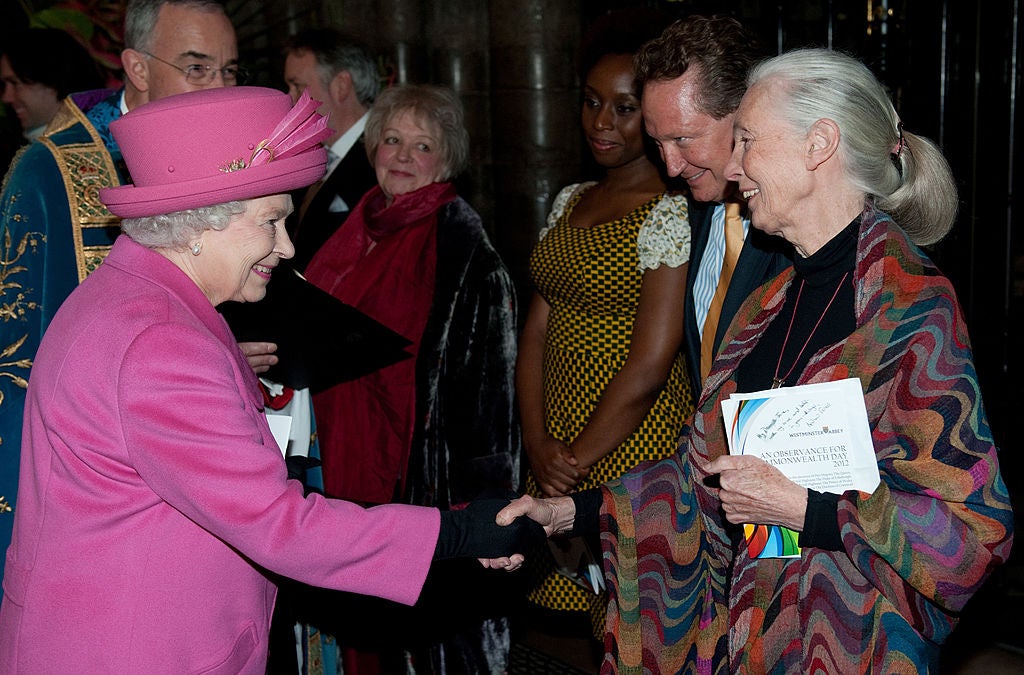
[749,48,957,245]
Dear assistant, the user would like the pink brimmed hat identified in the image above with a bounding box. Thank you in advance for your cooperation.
[99,86,331,218]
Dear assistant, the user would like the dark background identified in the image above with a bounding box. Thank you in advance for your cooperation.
[4,0,1021,669]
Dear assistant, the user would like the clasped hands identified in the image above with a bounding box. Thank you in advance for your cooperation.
[525,433,590,497]
[244,341,807,561]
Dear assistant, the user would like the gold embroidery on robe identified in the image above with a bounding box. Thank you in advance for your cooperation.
[0,193,42,465]
[39,97,121,283]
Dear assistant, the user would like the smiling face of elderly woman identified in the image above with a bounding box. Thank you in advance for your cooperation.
[726,81,822,249]
[189,194,295,305]
[363,84,470,204]
[373,109,448,202]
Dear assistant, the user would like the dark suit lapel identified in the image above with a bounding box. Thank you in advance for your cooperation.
[290,139,378,272]
[305,139,376,224]
[685,200,791,390]
[307,157,350,219]
[714,226,792,348]
[332,139,376,209]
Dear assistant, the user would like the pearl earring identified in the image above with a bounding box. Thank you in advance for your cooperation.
[191,242,201,256]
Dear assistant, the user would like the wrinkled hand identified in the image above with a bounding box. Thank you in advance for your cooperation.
[477,553,526,572]
[703,454,807,531]
[525,434,585,497]
[239,341,278,374]
[496,494,576,538]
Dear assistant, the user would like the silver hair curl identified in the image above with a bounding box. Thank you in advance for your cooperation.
[120,201,246,249]
[124,0,227,52]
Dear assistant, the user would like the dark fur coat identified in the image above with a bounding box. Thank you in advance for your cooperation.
[406,196,521,509]
[402,196,521,675]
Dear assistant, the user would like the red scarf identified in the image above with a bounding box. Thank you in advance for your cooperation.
[305,182,454,503]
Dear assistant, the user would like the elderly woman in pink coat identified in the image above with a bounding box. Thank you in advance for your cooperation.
[0,86,536,674]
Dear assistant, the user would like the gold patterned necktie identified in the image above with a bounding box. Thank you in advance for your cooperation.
[700,201,745,381]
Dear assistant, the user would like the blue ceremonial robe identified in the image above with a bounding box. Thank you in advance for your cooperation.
[0,89,125,592]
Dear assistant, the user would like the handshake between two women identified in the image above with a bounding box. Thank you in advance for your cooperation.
[453,494,579,573]
[438,494,572,572]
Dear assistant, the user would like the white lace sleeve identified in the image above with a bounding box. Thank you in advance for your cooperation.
[636,192,691,270]
[539,182,595,241]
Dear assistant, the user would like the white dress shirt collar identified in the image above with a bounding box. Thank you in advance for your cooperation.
[325,112,369,177]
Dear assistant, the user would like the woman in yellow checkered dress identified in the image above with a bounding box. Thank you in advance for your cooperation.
[516,28,694,636]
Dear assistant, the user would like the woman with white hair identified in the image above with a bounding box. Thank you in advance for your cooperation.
[303,83,520,674]
[0,86,537,673]
[500,48,1012,673]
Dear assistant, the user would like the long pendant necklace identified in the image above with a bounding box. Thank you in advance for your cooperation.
[771,271,850,389]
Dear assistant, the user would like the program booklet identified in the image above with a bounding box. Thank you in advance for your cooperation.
[720,378,880,558]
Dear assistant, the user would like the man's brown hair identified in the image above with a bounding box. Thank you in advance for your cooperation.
[634,15,759,120]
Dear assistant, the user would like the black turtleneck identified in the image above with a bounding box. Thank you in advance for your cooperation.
[733,217,860,551]
[735,219,858,392]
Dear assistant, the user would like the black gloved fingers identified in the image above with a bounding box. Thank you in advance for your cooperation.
[434,498,545,560]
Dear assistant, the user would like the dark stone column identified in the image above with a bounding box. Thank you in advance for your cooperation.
[488,0,582,302]
[376,0,427,84]
[426,1,494,234]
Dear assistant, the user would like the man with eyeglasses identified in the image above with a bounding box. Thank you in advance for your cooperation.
[0,0,239,595]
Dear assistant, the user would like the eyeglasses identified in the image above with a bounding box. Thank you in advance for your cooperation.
[141,50,248,85]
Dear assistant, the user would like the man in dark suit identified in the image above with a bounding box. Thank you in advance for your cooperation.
[283,28,379,271]
[635,16,790,394]
[268,31,381,671]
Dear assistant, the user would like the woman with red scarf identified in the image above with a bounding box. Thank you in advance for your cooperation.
[303,84,519,675]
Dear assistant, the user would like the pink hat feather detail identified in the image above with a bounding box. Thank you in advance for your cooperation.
[249,89,331,167]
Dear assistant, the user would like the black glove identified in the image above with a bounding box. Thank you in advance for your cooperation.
[284,455,323,496]
[433,498,546,561]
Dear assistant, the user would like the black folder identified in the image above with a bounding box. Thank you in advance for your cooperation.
[219,266,412,392]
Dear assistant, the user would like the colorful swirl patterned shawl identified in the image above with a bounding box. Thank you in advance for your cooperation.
[601,205,1013,674]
